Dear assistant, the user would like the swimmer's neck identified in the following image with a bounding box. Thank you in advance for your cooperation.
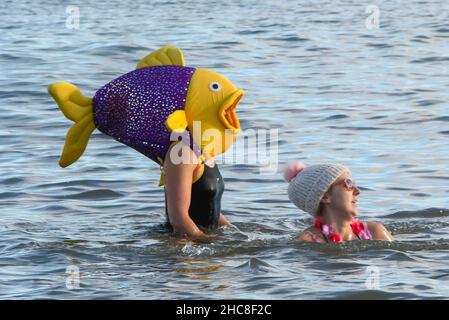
[320,210,356,240]
[203,156,215,168]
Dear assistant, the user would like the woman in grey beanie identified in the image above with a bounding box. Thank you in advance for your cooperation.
[284,162,393,243]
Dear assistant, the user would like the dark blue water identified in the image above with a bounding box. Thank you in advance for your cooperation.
[1,0,449,299]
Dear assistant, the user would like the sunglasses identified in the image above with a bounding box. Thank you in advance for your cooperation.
[334,178,359,192]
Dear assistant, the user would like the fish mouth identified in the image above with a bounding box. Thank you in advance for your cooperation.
[218,89,244,134]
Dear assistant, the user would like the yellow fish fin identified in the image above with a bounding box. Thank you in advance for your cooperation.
[157,157,165,187]
[48,82,95,168]
[159,171,165,187]
[136,45,186,69]
[165,110,188,133]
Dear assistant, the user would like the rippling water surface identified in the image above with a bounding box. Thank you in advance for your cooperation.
[1,0,449,299]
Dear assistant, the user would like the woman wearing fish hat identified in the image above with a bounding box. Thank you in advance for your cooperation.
[48,46,244,238]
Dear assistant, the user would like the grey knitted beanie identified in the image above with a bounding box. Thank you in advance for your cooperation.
[284,162,349,216]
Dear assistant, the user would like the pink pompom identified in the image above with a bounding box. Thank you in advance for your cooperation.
[284,161,306,182]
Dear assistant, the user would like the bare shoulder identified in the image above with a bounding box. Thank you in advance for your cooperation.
[367,221,394,241]
[366,221,385,232]
[297,226,326,243]
[164,142,198,171]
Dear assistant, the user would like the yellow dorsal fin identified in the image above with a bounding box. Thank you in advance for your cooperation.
[136,45,185,69]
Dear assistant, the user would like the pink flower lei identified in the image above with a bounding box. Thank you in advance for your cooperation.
[314,217,372,243]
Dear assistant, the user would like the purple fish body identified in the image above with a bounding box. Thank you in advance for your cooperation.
[93,65,196,163]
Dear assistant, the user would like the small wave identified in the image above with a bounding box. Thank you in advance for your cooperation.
[181,242,216,256]
[63,239,89,246]
[173,265,223,274]
[37,204,68,212]
[0,90,48,99]
[385,208,449,219]
[306,47,332,52]
[410,56,449,63]
[414,35,431,39]
[324,114,348,120]
[387,240,449,252]
[431,116,449,122]
[259,23,290,29]
[0,53,44,63]
[87,44,148,55]
[0,192,24,199]
[327,125,384,131]
[309,20,340,24]
[417,176,449,181]
[272,36,309,42]
[386,220,449,235]
[366,43,394,49]
[410,193,431,198]
[37,179,128,189]
[234,257,275,273]
[415,99,444,106]
[298,239,449,253]
[236,30,268,35]
[1,177,25,185]
[386,187,414,191]
[64,189,124,200]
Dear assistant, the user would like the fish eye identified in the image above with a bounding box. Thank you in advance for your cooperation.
[209,82,222,92]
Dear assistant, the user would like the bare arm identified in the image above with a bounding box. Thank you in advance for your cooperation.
[297,231,315,242]
[367,221,394,241]
[164,144,207,238]
[218,213,231,227]
[296,227,326,243]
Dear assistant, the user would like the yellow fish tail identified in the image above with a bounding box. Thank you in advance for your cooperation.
[48,82,95,168]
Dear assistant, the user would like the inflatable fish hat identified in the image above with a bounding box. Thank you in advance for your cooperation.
[48,46,244,171]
